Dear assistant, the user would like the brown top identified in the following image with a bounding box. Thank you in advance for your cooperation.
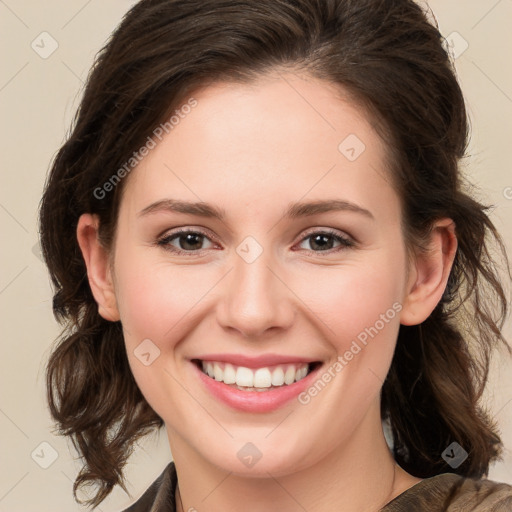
[122,462,512,511]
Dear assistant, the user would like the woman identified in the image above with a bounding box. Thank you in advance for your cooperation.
[39,0,512,510]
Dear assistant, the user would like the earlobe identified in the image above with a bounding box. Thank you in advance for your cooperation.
[400,218,457,326]
[76,213,120,322]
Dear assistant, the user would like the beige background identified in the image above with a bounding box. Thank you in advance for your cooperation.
[1,1,511,510]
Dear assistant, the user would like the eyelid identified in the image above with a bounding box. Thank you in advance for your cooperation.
[295,226,355,244]
[155,226,356,255]
[292,227,356,253]
[156,226,222,255]
[157,225,220,243]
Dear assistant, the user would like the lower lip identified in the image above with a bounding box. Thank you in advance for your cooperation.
[192,361,323,413]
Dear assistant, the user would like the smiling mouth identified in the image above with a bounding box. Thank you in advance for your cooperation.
[192,359,322,392]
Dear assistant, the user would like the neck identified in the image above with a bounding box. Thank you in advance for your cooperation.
[170,404,418,512]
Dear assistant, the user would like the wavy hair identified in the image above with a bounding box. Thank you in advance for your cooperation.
[39,0,511,506]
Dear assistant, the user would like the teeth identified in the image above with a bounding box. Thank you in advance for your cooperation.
[223,363,236,384]
[284,366,296,385]
[271,367,285,386]
[200,360,312,390]
[236,366,254,387]
[213,363,223,381]
[253,368,272,388]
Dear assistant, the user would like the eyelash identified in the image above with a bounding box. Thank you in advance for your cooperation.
[155,227,355,256]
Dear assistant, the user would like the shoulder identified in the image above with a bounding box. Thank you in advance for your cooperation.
[122,462,177,512]
[382,473,512,512]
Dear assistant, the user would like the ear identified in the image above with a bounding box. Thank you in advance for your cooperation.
[76,213,120,322]
[400,218,457,326]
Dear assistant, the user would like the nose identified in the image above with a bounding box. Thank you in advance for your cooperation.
[216,249,296,338]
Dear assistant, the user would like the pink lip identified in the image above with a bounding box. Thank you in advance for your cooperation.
[193,353,318,369]
[191,359,323,413]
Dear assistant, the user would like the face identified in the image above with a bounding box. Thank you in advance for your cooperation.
[109,73,413,476]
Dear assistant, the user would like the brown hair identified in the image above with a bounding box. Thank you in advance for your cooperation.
[39,0,511,506]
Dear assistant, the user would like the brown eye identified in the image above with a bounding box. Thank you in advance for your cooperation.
[175,232,205,250]
[297,231,354,252]
[157,230,216,253]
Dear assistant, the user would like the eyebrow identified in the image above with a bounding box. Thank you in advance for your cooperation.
[286,199,374,220]
[137,198,374,221]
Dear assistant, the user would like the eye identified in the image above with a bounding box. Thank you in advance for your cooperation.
[157,229,217,254]
[155,227,354,256]
[296,229,355,253]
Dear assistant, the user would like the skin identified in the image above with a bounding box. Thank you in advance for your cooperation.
[77,72,457,512]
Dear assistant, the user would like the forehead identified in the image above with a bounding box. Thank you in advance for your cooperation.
[120,73,399,224]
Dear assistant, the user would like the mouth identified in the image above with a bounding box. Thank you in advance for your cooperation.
[192,359,323,392]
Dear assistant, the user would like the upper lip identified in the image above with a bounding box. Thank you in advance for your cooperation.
[192,353,321,369]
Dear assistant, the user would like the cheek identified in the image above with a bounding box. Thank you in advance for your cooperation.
[114,243,406,352]
[112,253,215,411]
[289,251,406,392]
[295,261,404,341]
[114,253,215,347]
